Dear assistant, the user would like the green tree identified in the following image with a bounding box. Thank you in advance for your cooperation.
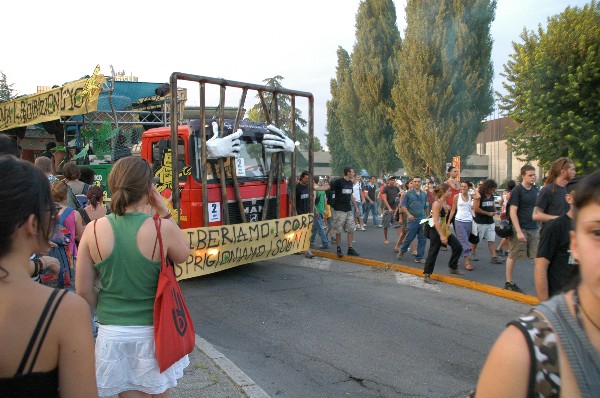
[247,75,321,151]
[0,71,17,102]
[342,0,402,177]
[499,2,600,172]
[327,47,360,175]
[390,0,496,178]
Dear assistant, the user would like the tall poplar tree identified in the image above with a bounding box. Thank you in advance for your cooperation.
[342,0,402,177]
[326,47,359,175]
[391,0,495,178]
[0,71,17,102]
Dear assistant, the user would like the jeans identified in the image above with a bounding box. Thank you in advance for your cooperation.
[363,202,380,226]
[400,220,427,260]
[310,213,330,246]
[423,229,462,275]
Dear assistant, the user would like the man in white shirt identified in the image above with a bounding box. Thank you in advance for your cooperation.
[352,175,366,231]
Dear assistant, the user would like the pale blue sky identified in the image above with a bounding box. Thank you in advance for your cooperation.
[2,0,590,147]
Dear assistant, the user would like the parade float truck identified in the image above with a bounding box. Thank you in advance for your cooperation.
[0,69,316,278]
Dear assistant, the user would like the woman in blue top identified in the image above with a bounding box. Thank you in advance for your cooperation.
[76,157,190,397]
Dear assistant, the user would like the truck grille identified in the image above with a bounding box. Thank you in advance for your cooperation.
[227,198,279,224]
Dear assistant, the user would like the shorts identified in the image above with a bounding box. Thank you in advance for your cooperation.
[477,223,496,241]
[95,325,189,397]
[352,202,364,219]
[382,211,399,229]
[334,210,356,234]
[508,228,540,260]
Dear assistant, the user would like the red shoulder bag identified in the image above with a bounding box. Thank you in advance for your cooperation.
[153,214,195,372]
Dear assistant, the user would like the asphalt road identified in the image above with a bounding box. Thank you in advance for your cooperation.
[181,252,532,398]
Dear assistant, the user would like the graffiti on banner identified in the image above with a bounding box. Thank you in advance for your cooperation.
[0,73,105,131]
[175,214,313,280]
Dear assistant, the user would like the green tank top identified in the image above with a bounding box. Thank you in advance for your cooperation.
[93,212,160,325]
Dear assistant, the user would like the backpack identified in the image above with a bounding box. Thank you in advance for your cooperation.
[41,208,75,289]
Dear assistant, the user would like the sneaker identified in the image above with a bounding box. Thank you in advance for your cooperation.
[337,247,343,258]
[496,249,506,257]
[424,274,437,284]
[376,225,383,228]
[360,226,366,231]
[319,245,331,250]
[470,254,479,261]
[504,281,523,293]
[449,268,464,275]
[414,258,425,264]
[330,237,337,244]
[397,250,405,260]
[305,251,316,259]
[490,256,504,264]
[347,248,360,256]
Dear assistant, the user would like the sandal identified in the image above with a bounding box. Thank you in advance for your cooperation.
[465,265,475,271]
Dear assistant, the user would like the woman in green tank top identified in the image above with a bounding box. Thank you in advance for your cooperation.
[76,157,190,397]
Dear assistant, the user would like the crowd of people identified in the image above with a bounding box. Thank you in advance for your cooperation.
[304,157,581,300]
[2,128,598,396]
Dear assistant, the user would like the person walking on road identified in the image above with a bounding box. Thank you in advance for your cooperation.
[475,170,600,397]
[381,176,400,245]
[471,179,503,264]
[310,176,331,250]
[448,180,475,271]
[495,180,516,257]
[398,176,428,263]
[422,183,463,284]
[505,165,540,293]
[330,167,360,258]
[532,157,576,229]
[534,177,580,301]
[363,176,381,227]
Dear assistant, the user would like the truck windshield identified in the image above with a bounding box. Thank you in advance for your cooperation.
[190,119,271,183]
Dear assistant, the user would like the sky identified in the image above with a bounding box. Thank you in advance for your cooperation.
[2,0,590,148]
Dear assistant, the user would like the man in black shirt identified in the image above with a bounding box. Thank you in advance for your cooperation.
[330,166,360,258]
[534,177,579,301]
[505,165,540,293]
[533,157,576,230]
[295,170,329,258]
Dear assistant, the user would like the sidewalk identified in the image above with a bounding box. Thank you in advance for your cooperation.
[108,335,270,398]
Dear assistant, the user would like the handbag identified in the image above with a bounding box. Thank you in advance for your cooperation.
[469,222,480,245]
[153,214,195,373]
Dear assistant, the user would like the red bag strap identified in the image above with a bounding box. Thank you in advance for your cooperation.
[93,220,103,261]
[153,213,164,264]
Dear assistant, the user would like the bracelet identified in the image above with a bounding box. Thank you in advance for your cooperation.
[162,212,173,219]
[32,258,43,277]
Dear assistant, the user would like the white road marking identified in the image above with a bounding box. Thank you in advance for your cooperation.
[298,256,332,270]
[395,273,441,292]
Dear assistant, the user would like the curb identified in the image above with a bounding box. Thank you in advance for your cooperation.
[195,334,271,398]
[313,250,540,306]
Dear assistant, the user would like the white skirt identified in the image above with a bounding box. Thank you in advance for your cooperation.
[95,325,190,397]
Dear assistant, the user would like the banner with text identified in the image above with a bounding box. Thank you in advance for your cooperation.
[0,75,105,131]
[175,214,313,280]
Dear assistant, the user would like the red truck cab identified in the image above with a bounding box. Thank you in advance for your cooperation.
[141,119,289,229]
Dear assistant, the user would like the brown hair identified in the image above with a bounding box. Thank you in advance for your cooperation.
[545,157,573,187]
[434,183,450,199]
[108,157,153,216]
[86,185,105,209]
[62,162,80,180]
[51,180,69,203]
[520,164,535,176]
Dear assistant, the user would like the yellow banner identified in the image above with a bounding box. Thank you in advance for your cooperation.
[0,75,105,131]
[175,214,313,280]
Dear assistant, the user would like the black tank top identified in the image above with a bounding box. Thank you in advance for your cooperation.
[0,288,68,397]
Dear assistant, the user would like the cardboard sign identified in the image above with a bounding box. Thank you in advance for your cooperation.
[175,214,313,280]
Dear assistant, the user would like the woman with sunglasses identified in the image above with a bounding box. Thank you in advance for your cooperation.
[0,156,97,397]
[76,157,190,397]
